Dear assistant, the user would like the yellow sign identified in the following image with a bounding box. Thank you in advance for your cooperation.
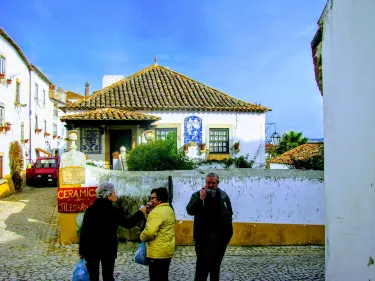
[61,167,85,185]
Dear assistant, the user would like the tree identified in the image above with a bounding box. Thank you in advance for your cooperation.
[9,141,24,190]
[275,130,309,156]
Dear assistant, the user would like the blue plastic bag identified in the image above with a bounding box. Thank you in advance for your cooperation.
[72,258,90,281]
[134,241,148,265]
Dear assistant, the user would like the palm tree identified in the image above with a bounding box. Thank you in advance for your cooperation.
[275,130,309,155]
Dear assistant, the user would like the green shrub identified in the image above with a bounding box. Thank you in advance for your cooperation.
[126,133,195,171]
[9,141,23,190]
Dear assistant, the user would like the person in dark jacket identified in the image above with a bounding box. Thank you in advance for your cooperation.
[186,172,233,281]
[79,182,146,281]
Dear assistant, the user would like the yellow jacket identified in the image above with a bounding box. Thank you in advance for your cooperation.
[140,203,175,259]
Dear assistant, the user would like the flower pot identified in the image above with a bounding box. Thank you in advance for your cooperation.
[0,127,4,132]
[0,73,4,79]
[7,79,12,85]
[5,126,11,131]
[199,143,206,150]
[234,143,240,151]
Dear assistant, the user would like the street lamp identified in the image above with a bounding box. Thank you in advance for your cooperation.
[270,132,281,146]
[265,123,281,146]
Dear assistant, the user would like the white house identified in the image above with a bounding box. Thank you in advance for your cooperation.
[0,28,66,181]
[61,63,270,168]
[312,0,375,280]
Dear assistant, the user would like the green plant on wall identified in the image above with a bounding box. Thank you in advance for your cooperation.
[9,141,23,190]
[126,132,195,171]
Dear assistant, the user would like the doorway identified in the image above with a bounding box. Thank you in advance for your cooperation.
[110,129,132,166]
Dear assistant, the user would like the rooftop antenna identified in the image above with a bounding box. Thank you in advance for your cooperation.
[154,55,158,65]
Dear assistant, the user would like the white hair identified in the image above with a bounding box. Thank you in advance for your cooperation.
[96,182,116,198]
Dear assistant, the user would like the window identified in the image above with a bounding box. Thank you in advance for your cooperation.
[53,124,57,137]
[43,90,46,106]
[0,103,4,125]
[44,120,47,133]
[34,84,38,100]
[53,103,58,117]
[15,82,20,103]
[155,128,177,140]
[21,123,24,140]
[0,56,5,74]
[35,115,38,130]
[209,128,229,153]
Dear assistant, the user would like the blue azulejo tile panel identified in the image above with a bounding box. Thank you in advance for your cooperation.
[184,115,202,145]
[80,127,101,154]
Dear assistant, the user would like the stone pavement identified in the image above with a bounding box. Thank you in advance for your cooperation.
[0,187,325,281]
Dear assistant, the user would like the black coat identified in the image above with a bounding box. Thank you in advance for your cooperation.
[186,188,233,245]
[79,198,144,259]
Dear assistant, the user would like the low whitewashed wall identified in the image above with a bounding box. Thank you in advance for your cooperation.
[85,166,324,225]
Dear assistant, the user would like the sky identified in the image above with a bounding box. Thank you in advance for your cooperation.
[2,0,326,138]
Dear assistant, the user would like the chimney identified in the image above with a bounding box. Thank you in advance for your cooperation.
[85,82,89,98]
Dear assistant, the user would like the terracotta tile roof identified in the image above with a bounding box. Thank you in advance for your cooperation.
[0,28,32,70]
[60,108,161,121]
[66,91,85,100]
[63,64,270,113]
[270,143,324,165]
[31,64,52,85]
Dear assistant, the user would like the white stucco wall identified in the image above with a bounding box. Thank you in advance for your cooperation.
[0,32,67,177]
[0,36,31,175]
[85,167,324,225]
[269,163,289,169]
[144,111,267,167]
[322,1,375,280]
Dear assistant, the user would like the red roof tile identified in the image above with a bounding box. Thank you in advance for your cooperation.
[270,143,324,164]
[63,64,270,113]
[60,108,161,121]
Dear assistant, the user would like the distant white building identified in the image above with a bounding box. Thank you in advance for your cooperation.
[0,28,67,179]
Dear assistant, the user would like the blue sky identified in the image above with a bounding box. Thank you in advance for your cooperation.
[2,0,326,138]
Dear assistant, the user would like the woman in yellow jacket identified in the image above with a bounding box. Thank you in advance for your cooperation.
[140,187,175,281]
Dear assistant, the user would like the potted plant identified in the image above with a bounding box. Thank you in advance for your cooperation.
[183,144,189,151]
[44,132,50,137]
[22,139,29,144]
[5,122,12,131]
[0,126,4,132]
[0,73,4,79]
[7,78,12,85]
[57,136,61,139]
[234,141,240,151]
[199,142,206,151]
[112,151,119,159]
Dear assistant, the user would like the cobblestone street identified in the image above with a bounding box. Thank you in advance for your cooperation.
[0,187,325,281]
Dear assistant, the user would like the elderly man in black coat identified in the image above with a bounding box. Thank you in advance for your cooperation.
[186,172,234,281]
[79,182,146,281]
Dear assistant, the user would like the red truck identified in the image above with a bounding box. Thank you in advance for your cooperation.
[26,157,60,187]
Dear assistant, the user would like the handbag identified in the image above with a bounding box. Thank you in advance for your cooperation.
[72,258,90,281]
[134,241,148,265]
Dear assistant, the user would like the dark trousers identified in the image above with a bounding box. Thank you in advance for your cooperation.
[148,258,172,281]
[194,234,228,281]
[85,256,116,281]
